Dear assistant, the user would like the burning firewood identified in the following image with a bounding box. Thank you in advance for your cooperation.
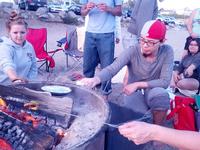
[0,97,7,107]
[24,101,39,110]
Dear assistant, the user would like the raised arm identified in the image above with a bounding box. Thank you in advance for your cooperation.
[185,9,198,38]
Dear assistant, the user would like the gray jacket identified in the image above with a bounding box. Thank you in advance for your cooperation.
[0,36,37,85]
[97,44,174,89]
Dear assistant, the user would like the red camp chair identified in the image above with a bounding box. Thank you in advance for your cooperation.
[26,28,61,72]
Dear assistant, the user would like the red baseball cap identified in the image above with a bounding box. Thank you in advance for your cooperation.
[141,20,166,40]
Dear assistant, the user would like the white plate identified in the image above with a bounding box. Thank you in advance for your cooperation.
[41,85,72,95]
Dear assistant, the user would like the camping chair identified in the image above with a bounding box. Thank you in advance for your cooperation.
[56,27,83,70]
[26,28,61,72]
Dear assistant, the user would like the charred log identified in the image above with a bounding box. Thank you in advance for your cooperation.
[0,85,73,129]
[0,112,59,150]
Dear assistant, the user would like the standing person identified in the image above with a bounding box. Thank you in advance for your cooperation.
[80,0,122,98]
[80,20,174,125]
[182,8,200,59]
[0,11,37,85]
[127,0,161,42]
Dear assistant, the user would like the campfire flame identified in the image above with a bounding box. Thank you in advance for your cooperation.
[0,138,12,150]
[0,98,7,108]
[0,98,40,128]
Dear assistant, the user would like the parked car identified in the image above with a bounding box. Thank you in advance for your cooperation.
[18,0,47,10]
[164,17,176,25]
[48,0,76,13]
[122,9,132,18]
[157,15,176,25]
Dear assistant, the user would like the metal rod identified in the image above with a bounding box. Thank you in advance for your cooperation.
[104,115,151,129]
[65,110,151,129]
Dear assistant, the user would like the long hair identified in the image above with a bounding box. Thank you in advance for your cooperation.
[187,38,200,55]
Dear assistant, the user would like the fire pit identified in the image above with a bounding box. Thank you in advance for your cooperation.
[0,82,110,150]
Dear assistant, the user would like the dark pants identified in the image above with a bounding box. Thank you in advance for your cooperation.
[83,32,115,95]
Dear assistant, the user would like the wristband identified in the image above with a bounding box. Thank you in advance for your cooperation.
[12,78,22,83]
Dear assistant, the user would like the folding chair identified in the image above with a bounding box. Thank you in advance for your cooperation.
[56,27,83,70]
[26,28,61,72]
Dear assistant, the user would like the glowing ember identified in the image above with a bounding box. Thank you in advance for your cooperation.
[0,98,7,108]
[0,98,40,128]
[0,138,12,150]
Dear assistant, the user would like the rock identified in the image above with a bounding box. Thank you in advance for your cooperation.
[58,11,66,19]
[59,11,81,25]
[2,7,14,16]
[36,7,48,17]
[20,11,30,19]
[38,14,49,21]
[67,11,77,19]
[76,16,85,26]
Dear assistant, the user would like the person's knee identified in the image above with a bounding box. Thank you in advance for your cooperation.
[123,91,148,114]
[147,88,170,110]
[176,80,185,89]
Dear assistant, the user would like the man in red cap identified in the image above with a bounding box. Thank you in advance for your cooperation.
[80,20,174,126]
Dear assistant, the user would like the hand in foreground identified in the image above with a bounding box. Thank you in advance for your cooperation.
[78,77,101,88]
[123,83,138,95]
[118,121,154,145]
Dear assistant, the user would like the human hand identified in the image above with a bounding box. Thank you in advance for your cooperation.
[190,32,198,38]
[78,77,101,88]
[12,78,28,84]
[96,3,109,12]
[173,72,181,83]
[123,83,138,95]
[118,121,154,145]
[86,2,96,11]
[184,67,194,77]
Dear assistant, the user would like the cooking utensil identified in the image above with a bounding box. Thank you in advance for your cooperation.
[65,111,151,129]
[41,85,72,96]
